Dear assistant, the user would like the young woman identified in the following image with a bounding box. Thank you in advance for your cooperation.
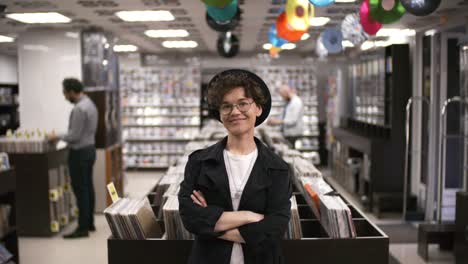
[178,69,292,264]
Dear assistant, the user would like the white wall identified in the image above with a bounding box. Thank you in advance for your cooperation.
[0,54,18,84]
[17,30,81,133]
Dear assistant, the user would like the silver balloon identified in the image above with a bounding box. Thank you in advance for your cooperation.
[341,13,369,46]
[315,36,328,58]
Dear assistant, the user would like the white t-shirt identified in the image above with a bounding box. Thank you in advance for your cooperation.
[223,148,258,264]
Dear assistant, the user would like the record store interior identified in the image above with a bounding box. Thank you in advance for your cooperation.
[0,0,468,264]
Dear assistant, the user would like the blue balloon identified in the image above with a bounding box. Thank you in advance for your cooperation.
[309,0,334,7]
[268,24,288,48]
[206,0,237,22]
[321,27,343,54]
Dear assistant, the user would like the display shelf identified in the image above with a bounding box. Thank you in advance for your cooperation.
[0,168,19,263]
[0,84,19,136]
[123,152,184,156]
[120,66,201,170]
[8,149,77,236]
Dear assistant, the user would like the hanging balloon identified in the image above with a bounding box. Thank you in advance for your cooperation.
[276,12,306,42]
[341,13,369,45]
[202,0,233,8]
[400,0,441,16]
[217,32,240,58]
[315,36,328,58]
[320,27,343,54]
[268,24,289,48]
[369,0,406,24]
[206,7,241,32]
[360,0,382,35]
[286,0,313,31]
[308,0,334,7]
[206,0,238,22]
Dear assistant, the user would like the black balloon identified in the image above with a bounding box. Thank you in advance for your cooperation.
[217,33,239,58]
[401,0,441,16]
[206,8,241,32]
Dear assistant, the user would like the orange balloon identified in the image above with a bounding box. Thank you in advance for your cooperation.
[276,12,306,42]
[269,46,282,57]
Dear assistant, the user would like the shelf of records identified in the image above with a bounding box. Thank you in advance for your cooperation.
[106,130,388,264]
[123,127,199,141]
[0,129,54,153]
[348,49,390,127]
[122,117,200,127]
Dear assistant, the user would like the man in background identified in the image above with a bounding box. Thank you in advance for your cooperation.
[267,84,304,148]
[48,78,98,239]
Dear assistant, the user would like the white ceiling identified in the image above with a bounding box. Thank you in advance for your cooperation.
[0,0,467,56]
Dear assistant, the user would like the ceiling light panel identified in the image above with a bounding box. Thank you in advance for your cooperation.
[115,10,175,22]
[145,29,189,38]
[6,12,72,24]
[162,40,198,48]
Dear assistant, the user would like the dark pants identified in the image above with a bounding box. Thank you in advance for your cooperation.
[68,146,96,232]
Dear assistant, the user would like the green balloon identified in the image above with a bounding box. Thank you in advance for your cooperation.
[369,0,406,24]
[202,0,233,8]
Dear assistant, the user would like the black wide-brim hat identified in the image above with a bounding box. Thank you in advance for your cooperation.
[207,69,271,127]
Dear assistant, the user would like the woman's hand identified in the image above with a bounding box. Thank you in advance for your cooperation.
[191,190,207,207]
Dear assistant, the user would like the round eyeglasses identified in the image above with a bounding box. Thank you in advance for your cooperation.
[219,100,255,115]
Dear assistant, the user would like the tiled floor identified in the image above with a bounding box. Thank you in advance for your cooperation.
[18,170,456,264]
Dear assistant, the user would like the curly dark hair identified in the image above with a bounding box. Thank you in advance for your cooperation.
[207,71,268,110]
[62,78,83,93]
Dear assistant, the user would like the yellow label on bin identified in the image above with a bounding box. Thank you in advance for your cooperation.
[64,183,70,192]
[49,189,59,201]
[107,182,120,203]
[51,221,60,232]
[60,215,68,225]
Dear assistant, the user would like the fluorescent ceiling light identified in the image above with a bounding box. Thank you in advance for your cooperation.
[263,43,272,50]
[425,29,437,36]
[301,33,310,41]
[115,10,174,22]
[281,43,296,50]
[114,44,138,52]
[342,40,354,48]
[360,41,374,51]
[162,40,198,48]
[6,12,71,24]
[335,0,356,2]
[0,35,14,43]
[464,46,468,51]
[145,29,189,38]
[376,28,415,37]
[309,17,330,27]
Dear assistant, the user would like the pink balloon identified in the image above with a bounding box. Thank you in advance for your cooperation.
[360,0,382,36]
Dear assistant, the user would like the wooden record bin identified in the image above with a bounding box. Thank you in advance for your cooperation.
[9,149,78,236]
[107,182,389,264]
[0,168,19,263]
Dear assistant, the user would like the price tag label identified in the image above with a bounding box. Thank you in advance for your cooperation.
[107,182,120,203]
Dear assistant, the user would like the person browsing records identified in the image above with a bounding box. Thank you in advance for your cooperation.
[47,78,98,239]
[178,69,292,264]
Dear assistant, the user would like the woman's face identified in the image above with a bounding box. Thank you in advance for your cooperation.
[220,87,262,136]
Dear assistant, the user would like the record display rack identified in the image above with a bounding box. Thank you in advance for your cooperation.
[253,66,320,159]
[0,168,18,263]
[120,66,201,170]
[0,84,19,136]
[8,149,77,236]
[331,44,411,215]
[107,179,389,264]
[107,143,389,264]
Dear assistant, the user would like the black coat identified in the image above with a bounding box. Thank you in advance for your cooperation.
[178,137,292,264]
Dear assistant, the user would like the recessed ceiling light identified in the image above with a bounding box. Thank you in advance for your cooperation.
[6,12,71,24]
[281,43,296,50]
[425,29,437,36]
[377,28,415,37]
[0,35,14,43]
[162,40,198,48]
[114,44,138,52]
[263,43,272,50]
[301,33,310,41]
[309,17,330,27]
[115,10,175,22]
[145,29,189,38]
[360,41,374,51]
[342,40,354,48]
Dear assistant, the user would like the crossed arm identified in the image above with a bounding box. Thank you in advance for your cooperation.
[190,190,264,243]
